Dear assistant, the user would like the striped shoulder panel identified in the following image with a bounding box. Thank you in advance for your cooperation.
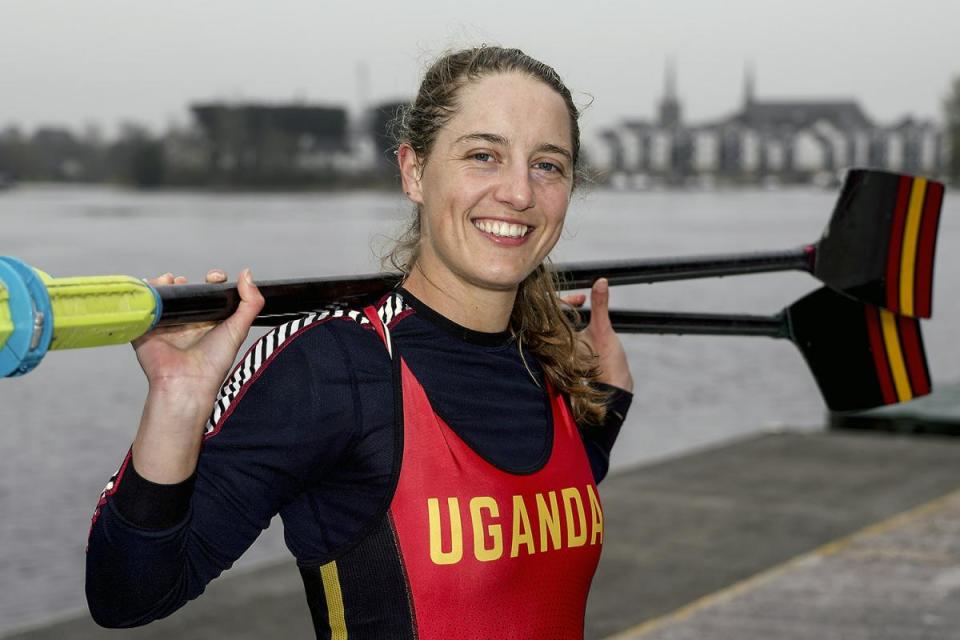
[205,291,410,434]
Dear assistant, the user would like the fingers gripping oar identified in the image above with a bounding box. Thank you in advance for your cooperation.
[577,287,932,413]
[559,169,945,318]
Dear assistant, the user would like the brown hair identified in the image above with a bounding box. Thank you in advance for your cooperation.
[390,45,609,425]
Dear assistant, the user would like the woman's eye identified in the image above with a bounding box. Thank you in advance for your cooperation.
[534,161,562,173]
[471,152,493,162]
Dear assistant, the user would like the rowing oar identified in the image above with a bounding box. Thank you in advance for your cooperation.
[575,287,931,413]
[0,259,934,412]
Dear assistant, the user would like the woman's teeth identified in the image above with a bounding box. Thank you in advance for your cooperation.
[473,219,530,239]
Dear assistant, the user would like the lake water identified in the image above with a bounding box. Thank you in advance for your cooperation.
[1,184,957,632]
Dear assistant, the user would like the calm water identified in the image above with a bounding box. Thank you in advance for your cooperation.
[1,184,957,632]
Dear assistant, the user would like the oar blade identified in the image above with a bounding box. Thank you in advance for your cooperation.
[787,287,932,412]
[815,169,945,319]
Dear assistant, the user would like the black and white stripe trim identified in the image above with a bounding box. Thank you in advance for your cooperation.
[205,292,408,433]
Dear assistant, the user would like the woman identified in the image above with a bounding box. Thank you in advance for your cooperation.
[86,46,634,639]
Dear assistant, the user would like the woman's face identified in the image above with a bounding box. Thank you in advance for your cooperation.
[401,72,574,294]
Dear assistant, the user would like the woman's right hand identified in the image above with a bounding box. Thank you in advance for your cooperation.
[133,268,265,400]
[130,268,264,484]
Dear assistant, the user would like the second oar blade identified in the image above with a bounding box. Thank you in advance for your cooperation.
[786,287,931,412]
[815,169,945,319]
[581,287,932,412]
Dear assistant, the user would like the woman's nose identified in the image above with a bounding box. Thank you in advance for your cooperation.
[493,164,534,211]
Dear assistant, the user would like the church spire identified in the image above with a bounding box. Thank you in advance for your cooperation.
[665,57,676,100]
[658,57,682,127]
[743,61,756,108]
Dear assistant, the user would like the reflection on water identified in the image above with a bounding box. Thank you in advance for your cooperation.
[0,184,957,631]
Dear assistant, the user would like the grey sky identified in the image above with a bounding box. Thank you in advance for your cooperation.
[2,0,958,142]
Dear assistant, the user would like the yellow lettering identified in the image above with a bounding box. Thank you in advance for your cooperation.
[510,495,535,558]
[428,497,463,565]
[470,496,502,561]
[562,487,587,548]
[536,491,562,552]
[586,484,603,545]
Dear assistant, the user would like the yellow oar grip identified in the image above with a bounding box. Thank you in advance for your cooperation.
[36,272,161,350]
[0,284,12,351]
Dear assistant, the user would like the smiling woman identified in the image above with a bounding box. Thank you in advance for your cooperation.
[401,73,572,297]
[85,46,634,640]
[391,48,632,424]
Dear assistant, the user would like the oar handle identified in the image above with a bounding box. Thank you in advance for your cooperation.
[0,256,160,376]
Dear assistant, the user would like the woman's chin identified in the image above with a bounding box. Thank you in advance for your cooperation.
[465,267,539,292]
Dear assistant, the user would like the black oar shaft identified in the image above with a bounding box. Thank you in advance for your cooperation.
[155,248,813,327]
[580,309,787,338]
[157,274,399,326]
[556,247,813,289]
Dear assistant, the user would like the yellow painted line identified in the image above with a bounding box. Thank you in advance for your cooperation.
[320,561,348,640]
[603,486,960,640]
[879,309,912,402]
[899,177,927,317]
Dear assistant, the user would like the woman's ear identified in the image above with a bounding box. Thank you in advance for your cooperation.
[398,144,425,204]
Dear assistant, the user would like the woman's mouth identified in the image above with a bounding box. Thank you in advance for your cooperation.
[472,219,532,239]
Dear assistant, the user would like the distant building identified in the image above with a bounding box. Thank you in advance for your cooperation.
[191,103,350,183]
[599,65,947,185]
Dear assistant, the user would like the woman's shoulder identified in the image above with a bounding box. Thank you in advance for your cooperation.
[215,290,417,406]
[204,296,405,436]
[249,297,399,365]
[235,290,410,370]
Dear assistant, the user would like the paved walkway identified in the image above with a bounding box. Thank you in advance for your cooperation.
[5,430,960,639]
[607,489,960,640]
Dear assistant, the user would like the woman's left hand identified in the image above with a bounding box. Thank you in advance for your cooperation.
[562,278,634,393]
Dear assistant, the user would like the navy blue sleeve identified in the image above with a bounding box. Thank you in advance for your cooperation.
[85,319,360,628]
[580,383,633,484]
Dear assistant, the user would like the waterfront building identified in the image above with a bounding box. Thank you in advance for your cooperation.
[598,65,948,186]
[190,103,350,184]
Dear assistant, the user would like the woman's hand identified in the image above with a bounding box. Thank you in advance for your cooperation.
[133,269,265,399]
[562,278,634,393]
[130,268,264,484]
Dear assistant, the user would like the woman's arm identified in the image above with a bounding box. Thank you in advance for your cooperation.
[85,317,360,627]
[569,277,635,482]
[578,383,633,483]
[84,269,359,627]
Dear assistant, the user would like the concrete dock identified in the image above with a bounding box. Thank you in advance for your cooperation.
[5,429,960,639]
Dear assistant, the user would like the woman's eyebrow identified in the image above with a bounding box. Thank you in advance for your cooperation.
[454,132,508,146]
[535,143,572,161]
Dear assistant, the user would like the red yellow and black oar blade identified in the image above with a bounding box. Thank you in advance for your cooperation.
[814,169,945,319]
[577,291,930,412]
[787,287,932,412]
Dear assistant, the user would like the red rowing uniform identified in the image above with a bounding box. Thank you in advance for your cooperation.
[368,305,603,638]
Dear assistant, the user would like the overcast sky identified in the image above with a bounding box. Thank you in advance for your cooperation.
[2,0,958,142]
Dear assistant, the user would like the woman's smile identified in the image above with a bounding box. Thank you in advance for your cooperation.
[471,217,534,244]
